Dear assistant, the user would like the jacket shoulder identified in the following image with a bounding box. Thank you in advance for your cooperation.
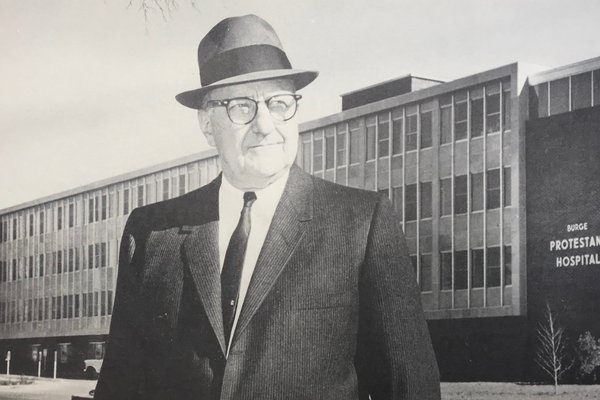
[125,178,219,234]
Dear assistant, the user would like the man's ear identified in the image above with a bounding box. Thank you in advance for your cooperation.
[197,109,215,147]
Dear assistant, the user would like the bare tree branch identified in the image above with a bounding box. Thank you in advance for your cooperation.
[535,304,573,395]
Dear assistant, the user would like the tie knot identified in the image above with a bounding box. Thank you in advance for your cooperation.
[243,191,257,207]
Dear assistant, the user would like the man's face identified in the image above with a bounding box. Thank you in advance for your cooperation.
[198,79,299,190]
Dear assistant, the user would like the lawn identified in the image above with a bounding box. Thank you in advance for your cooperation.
[442,382,600,399]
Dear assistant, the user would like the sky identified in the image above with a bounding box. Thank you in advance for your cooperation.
[1,0,599,210]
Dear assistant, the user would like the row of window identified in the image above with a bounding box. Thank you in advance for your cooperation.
[302,80,511,173]
[531,69,600,118]
[0,174,189,242]
[0,242,110,282]
[379,167,510,222]
[439,246,512,291]
[0,291,113,324]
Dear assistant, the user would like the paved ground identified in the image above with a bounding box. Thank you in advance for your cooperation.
[0,377,95,400]
[1,378,600,400]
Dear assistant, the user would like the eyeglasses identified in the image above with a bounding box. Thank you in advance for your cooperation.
[205,94,302,125]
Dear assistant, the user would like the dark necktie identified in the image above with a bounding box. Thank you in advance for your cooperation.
[221,191,257,347]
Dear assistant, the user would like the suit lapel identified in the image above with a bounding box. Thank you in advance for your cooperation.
[232,166,313,344]
[181,176,227,355]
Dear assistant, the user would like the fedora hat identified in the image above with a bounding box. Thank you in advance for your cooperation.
[176,14,318,109]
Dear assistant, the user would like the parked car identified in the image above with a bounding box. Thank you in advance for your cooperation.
[83,359,103,380]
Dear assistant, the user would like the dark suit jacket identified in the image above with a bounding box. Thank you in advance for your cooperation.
[94,165,440,400]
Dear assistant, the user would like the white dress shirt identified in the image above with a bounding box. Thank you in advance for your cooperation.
[218,171,289,354]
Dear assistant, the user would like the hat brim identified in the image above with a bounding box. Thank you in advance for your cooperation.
[175,69,318,109]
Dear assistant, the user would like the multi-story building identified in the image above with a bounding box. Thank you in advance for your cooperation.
[1,56,599,380]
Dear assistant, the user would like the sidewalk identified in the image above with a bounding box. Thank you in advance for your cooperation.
[0,375,96,400]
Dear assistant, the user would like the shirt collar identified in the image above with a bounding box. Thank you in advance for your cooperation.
[219,170,290,214]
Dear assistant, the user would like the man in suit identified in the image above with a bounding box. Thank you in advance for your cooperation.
[94,14,440,400]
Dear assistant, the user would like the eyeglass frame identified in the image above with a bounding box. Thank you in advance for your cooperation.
[204,94,302,125]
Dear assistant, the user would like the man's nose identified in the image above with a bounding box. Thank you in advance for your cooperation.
[251,102,276,136]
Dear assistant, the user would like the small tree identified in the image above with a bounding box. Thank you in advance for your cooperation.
[577,331,600,382]
[535,304,572,395]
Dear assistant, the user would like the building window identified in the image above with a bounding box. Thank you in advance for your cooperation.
[503,84,511,130]
[440,251,452,290]
[487,246,501,287]
[420,110,433,149]
[101,291,107,316]
[470,89,484,138]
[86,293,92,317]
[29,214,34,237]
[405,108,418,151]
[392,186,403,216]
[95,244,100,269]
[137,185,144,207]
[100,194,108,221]
[471,249,484,288]
[313,130,323,171]
[349,120,361,164]
[454,250,468,290]
[75,294,80,318]
[12,218,17,240]
[392,109,403,155]
[549,78,569,115]
[420,182,432,219]
[68,203,74,228]
[440,101,452,145]
[68,249,74,272]
[39,254,44,277]
[94,196,100,221]
[57,206,63,231]
[94,292,99,316]
[366,117,376,161]
[471,172,484,212]
[571,72,592,110]
[75,248,80,271]
[171,176,179,196]
[179,174,186,196]
[336,123,347,167]
[124,188,130,215]
[454,175,468,214]
[486,83,501,134]
[454,92,468,140]
[503,167,511,207]
[108,290,114,315]
[57,250,62,274]
[378,113,390,158]
[405,184,417,222]
[486,169,501,210]
[82,293,87,317]
[504,246,512,285]
[88,198,94,223]
[420,254,432,292]
[68,295,73,318]
[101,242,107,267]
[325,127,335,169]
[302,139,311,172]
[28,256,33,278]
[594,70,600,107]
[88,245,94,269]
[161,178,169,200]
[110,192,116,218]
[58,343,71,364]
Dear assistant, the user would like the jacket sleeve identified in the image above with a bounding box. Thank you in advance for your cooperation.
[355,195,441,400]
[94,209,145,400]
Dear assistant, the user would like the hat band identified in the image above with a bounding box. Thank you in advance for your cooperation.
[200,44,292,87]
